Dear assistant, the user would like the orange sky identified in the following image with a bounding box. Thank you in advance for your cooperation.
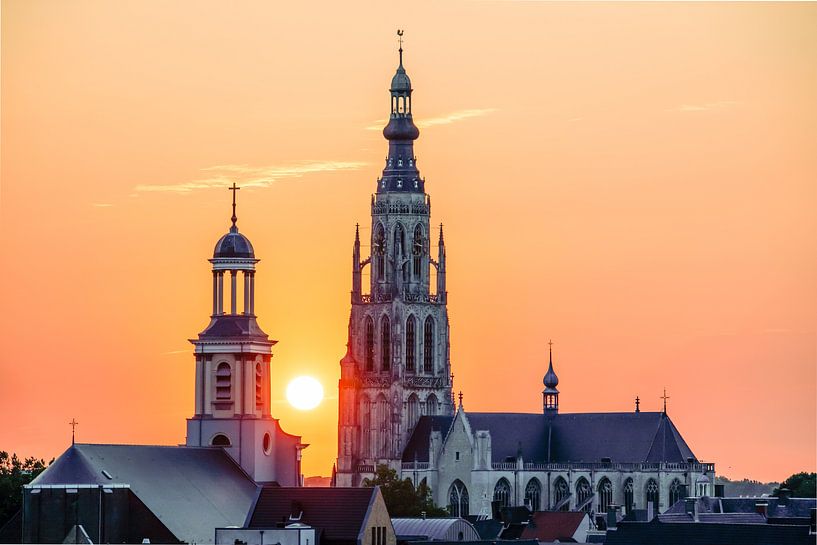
[1,1,815,483]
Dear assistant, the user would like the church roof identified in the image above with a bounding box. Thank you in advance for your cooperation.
[247,486,380,545]
[392,517,480,542]
[402,411,697,464]
[520,511,587,542]
[196,314,272,340]
[29,444,258,544]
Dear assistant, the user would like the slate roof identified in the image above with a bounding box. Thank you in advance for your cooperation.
[605,519,813,545]
[521,511,587,542]
[403,411,697,463]
[247,486,379,545]
[196,314,272,340]
[663,496,817,519]
[29,444,258,544]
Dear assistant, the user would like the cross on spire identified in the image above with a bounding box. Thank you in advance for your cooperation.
[69,418,78,445]
[458,391,463,406]
[228,182,240,228]
[635,396,640,413]
[660,388,670,413]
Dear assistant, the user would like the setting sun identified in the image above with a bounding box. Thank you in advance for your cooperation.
[286,376,324,411]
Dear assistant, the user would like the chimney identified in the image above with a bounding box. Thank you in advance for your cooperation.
[777,488,792,505]
[685,498,699,522]
[755,502,768,518]
[714,484,725,498]
[809,508,815,535]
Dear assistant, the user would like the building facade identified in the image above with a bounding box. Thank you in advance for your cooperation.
[335,42,454,486]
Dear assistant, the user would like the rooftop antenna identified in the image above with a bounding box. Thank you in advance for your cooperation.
[69,418,78,445]
[228,182,240,229]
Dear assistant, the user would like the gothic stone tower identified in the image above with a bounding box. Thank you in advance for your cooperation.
[336,40,454,487]
[186,187,304,486]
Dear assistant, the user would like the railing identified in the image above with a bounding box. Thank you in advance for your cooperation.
[401,462,431,470]
[489,461,715,472]
[356,464,375,473]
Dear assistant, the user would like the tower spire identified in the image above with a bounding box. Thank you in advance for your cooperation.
[543,340,559,414]
[228,182,240,231]
[397,29,404,67]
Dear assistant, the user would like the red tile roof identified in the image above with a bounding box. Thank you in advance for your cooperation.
[520,511,586,541]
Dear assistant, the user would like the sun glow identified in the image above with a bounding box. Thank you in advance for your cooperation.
[286,376,324,411]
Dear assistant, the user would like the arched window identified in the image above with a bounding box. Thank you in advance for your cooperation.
[623,478,634,513]
[493,478,511,508]
[381,316,391,371]
[360,395,370,458]
[449,480,469,517]
[215,362,231,400]
[576,478,592,513]
[669,479,683,507]
[423,317,434,373]
[645,479,659,512]
[553,477,569,511]
[375,394,389,458]
[405,316,416,372]
[365,317,374,371]
[255,363,263,411]
[598,478,613,513]
[211,433,231,447]
[412,225,424,280]
[374,224,385,281]
[525,479,542,511]
[407,394,420,431]
[426,394,438,416]
[395,225,408,282]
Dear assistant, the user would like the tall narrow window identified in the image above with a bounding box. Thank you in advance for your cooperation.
[553,477,569,511]
[645,479,659,512]
[493,479,511,508]
[374,224,385,281]
[406,316,416,372]
[423,317,434,373]
[426,394,438,416]
[360,395,370,458]
[598,478,613,513]
[525,479,542,511]
[412,225,424,280]
[376,394,389,458]
[669,479,683,507]
[576,478,592,513]
[365,317,374,371]
[623,478,634,513]
[255,363,263,411]
[449,480,469,517]
[407,394,420,432]
[381,317,391,371]
[215,362,231,400]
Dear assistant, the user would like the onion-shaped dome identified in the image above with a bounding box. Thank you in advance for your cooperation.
[383,116,420,141]
[213,226,255,258]
[543,360,559,390]
[390,66,412,93]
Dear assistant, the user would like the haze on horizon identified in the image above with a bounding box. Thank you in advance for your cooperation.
[1,0,815,483]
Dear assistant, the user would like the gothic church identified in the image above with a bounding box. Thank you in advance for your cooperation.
[334,41,716,520]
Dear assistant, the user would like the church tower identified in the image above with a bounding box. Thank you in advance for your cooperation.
[186,186,304,486]
[336,36,454,486]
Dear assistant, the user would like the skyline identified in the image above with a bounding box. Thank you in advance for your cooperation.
[1,0,815,483]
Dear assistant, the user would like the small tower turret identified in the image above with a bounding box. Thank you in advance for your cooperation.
[352,224,362,303]
[543,340,559,414]
[436,224,447,303]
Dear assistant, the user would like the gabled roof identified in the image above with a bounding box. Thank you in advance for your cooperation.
[403,411,698,464]
[29,444,258,544]
[247,486,380,544]
[520,511,587,542]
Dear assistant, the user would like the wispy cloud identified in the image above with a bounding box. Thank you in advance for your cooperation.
[670,101,741,113]
[92,203,114,208]
[135,161,368,194]
[366,108,497,131]
[162,349,189,355]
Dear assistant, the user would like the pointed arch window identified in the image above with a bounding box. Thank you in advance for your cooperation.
[449,480,469,517]
[493,478,512,507]
[525,479,542,511]
[381,316,391,371]
[598,478,613,514]
[406,316,416,372]
[645,479,659,512]
[423,317,434,373]
[669,479,683,507]
[365,317,374,371]
[374,224,385,281]
[426,393,438,416]
[360,395,371,458]
[215,362,232,400]
[576,478,592,513]
[375,394,389,458]
[412,225,424,280]
[623,478,634,513]
[553,477,569,511]
[407,394,420,431]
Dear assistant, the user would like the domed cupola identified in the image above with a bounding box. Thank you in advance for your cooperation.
[213,226,255,259]
[543,340,560,414]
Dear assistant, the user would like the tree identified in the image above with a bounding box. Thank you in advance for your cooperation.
[362,464,448,517]
[773,472,816,499]
[0,452,51,528]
